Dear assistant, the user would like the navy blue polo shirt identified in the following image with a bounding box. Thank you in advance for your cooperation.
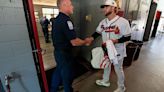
[52,12,76,50]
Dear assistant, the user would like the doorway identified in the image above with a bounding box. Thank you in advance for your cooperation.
[32,0,59,86]
[31,0,94,91]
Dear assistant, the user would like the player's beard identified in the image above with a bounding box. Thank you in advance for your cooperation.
[105,11,112,16]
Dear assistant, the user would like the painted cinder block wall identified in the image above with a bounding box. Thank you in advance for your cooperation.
[0,0,41,92]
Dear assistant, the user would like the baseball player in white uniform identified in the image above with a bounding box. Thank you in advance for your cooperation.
[85,0,131,92]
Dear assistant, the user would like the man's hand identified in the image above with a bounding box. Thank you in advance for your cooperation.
[111,39,118,44]
[85,37,94,46]
[71,38,86,46]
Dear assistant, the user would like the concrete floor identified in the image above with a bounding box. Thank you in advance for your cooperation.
[39,36,56,71]
[72,36,164,92]
[39,35,164,92]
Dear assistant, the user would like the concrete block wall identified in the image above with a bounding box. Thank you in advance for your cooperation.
[0,0,41,92]
[77,0,105,61]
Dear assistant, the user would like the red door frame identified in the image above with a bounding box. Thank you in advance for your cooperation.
[27,0,49,92]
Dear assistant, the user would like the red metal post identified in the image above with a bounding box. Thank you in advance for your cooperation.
[27,0,49,92]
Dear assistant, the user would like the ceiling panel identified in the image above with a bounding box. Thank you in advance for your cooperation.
[33,0,57,6]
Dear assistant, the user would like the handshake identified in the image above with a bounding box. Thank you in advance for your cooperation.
[73,36,118,46]
[84,37,94,46]
[83,37,118,46]
[71,37,94,46]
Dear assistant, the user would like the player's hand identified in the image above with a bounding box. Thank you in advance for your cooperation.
[85,37,94,46]
[111,39,118,44]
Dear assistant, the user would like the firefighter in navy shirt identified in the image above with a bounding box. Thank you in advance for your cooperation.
[50,0,87,92]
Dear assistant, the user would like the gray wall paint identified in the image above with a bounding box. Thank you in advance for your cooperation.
[71,0,81,37]
[78,0,104,61]
[0,0,41,92]
[68,0,105,61]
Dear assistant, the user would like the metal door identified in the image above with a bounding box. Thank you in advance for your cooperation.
[0,0,48,92]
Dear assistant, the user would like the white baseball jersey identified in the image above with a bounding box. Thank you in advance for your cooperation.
[96,15,131,60]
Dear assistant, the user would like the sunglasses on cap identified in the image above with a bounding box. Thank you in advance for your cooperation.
[100,5,110,8]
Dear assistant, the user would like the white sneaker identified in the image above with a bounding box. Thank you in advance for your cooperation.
[114,86,126,92]
[95,80,110,87]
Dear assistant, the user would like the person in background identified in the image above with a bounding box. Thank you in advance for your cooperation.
[85,0,131,92]
[40,16,50,43]
[50,14,56,40]
[50,14,56,28]
[50,0,88,92]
